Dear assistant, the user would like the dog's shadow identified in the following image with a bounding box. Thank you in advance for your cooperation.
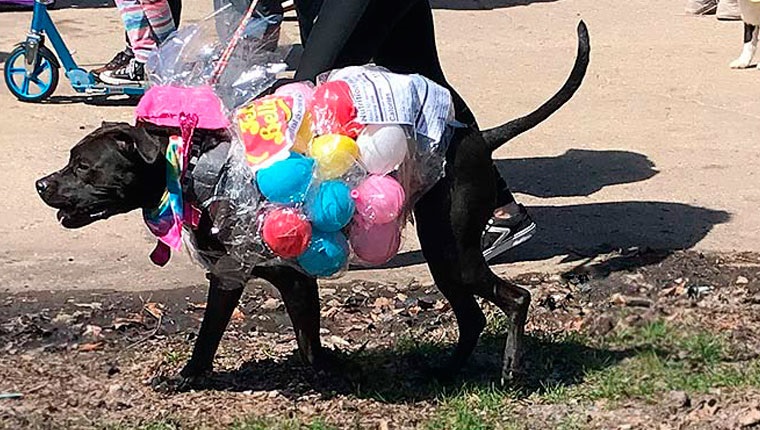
[198,333,636,402]
[374,150,730,275]
[495,149,659,198]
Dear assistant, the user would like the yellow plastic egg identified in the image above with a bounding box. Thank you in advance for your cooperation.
[309,134,360,179]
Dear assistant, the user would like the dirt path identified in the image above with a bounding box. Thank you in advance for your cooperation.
[1,0,759,294]
[2,250,760,429]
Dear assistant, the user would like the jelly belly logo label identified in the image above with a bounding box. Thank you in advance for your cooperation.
[236,94,306,171]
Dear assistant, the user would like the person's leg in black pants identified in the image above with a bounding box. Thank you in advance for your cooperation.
[367,0,534,260]
[167,0,181,26]
[293,0,535,260]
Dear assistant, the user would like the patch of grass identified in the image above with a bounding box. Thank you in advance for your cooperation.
[426,386,521,430]
[539,381,574,403]
[557,414,587,430]
[164,350,186,365]
[604,319,672,347]
[679,332,725,365]
[230,417,334,430]
[535,321,760,403]
[421,321,760,429]
[395,332,445,357]
[484,309,510,337]
[104,417,333,430]
[141,423,181,430]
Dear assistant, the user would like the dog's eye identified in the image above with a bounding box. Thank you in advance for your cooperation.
[75,162,90,174]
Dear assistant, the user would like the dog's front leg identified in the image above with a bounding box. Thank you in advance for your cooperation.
[152,274,243,392]
[253,267,327,368]
[731,23,759,69]
[180,274,245,378]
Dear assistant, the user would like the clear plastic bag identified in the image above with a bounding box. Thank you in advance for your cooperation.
[202,65,455,280]
[145,4,290,111]
[144,21,455,281]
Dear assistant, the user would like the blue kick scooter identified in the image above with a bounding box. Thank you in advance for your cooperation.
[3,0,145,102]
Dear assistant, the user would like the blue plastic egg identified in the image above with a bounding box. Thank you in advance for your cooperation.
[306,180,355,232]
[256,153,315,204]
[297,230,349,277]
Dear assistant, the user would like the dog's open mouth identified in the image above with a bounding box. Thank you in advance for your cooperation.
[56,208,110,229]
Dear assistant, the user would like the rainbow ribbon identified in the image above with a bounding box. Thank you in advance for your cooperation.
[143,135,186,266]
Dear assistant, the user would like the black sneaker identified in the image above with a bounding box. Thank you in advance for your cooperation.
[99,59,146,86]
[481,204,536,262]
[92,50,133,77]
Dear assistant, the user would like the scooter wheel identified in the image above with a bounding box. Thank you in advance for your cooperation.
[4,45,59,102]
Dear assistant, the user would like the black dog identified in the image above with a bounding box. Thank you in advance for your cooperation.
[36,23,589,388]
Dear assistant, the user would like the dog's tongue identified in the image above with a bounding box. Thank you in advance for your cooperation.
[150,242,171,266]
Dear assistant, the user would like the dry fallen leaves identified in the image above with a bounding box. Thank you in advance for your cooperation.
[373,297,392,311]
[231,307,246,321]
[144,302,164,320]
[79,342,103,352]
[74,302,102,310]
[610,293,653,308]
[261,298,280,311]
[188,302,207,311]
[82,324,103,339]
[739,408,760,428]
[111,315,144,330]
[327,335,350,348]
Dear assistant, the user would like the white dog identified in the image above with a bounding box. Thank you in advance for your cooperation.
[730,0,760,68]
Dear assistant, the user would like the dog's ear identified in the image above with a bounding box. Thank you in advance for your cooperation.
[109,125,162,164]
[126,127,162,164]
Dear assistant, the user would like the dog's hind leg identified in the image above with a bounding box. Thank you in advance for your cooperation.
[416,127,531,382]
[253,266,327,369]
[180,274,245,379]
[473,274,531,383]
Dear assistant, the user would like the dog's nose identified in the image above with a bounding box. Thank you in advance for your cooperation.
[35,179,48,195]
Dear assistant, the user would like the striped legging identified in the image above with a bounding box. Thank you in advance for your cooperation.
[115,0,176,63]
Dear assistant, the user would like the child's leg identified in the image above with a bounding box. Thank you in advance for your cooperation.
[115,0,155,63]
[141,0,177,45]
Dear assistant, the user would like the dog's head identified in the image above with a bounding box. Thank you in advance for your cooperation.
[36,122,167,228]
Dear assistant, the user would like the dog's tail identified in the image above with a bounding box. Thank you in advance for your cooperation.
[482,21,590,152]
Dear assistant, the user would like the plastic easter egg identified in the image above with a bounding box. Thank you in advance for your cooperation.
[357,124,409,174]
[297,230,349,277]
[274,81,316,109]
[351,175,406,227]
[350,220,402,265]
[292,110,313,154]
[262,207,312,258]
[311,80,363,138]
[309,134,360,179]
[256,153,315,204]
[306,181,355,232]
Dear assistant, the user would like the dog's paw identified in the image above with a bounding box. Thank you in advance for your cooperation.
[730,58,752,69]
[151,373,204,393]
[311,347,344,372]
[500,357,526,386]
